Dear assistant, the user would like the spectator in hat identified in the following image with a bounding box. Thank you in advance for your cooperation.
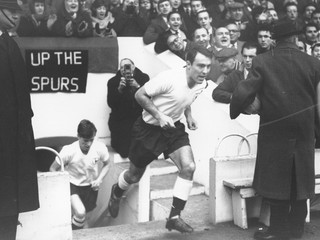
[0,0,39,239]
[214,47,240,85]
[212,41,258,103]
[206,26,231,82]
[230,20,320,240]
[17,0,57,36]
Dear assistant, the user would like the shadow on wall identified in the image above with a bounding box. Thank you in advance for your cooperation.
[35,136,77,172]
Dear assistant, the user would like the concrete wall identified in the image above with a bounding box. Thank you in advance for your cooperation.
[16,172,72,240]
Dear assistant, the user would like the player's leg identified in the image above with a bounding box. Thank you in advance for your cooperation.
[108,162,146,218]
[71,194,86,230]
[165,145,195,233]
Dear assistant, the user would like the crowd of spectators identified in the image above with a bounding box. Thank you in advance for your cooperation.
[10,0,320,82]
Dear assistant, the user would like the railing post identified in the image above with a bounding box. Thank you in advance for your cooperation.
[138,165,151,222]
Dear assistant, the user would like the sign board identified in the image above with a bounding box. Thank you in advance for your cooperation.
[26,50,88,93]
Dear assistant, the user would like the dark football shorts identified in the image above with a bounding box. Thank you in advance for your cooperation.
[70,183,98,212]
[128,117,190,168]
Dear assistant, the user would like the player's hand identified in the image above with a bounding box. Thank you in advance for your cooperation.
[158,114,176,129]
[118,77,127,93]
[186,117,198,130]
[91,180,101,191]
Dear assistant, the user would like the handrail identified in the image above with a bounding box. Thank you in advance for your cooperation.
[238,133,258,155]
[35,146,64,172]
[214,134,251,157]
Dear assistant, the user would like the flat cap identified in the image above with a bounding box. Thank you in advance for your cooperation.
[0,0,21,10]
[228,2,244,9]
[215,48,238,61]
[273,20,301,40]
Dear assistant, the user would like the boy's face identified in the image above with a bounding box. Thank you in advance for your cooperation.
[313,46,320,60]
[34,2,45,16]
[78,134,95,154]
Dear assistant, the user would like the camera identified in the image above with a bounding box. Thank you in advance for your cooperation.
[123,64,133,80]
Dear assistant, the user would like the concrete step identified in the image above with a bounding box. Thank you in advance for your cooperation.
[150,172,205,200]
[151,194,210,223]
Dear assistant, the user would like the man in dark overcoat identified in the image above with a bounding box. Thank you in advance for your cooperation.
[107,58,149,158]
[0,1,39,239]
[230,20,320,240]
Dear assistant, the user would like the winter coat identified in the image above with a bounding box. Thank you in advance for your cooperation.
[0,32,39,217]
[230,42,320,200]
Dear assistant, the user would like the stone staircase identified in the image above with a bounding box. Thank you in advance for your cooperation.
[148,159,207,222]
[93,156,208,227]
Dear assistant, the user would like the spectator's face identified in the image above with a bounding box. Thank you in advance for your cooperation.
[218,57,235,74]
[242,47,257,69]
[170,0,181,9]
[0,8,20,30]
[96,6,107,19]
[78,134,95,154]
[167,35,184,51]
[140,0,151,10]
[158,1,172,15]
[226,23,240,43]
[257,30,272,49]
[313,46,320,60]
[304,6,316,19]
[193,28,210,48]
[168,12,182,31]
[305,26,318,43]
[312,13,320,28]
[197,11,212,29]
[191,0,202,15]
[286,5,298,21]
[34,2,45,16]
[267,9,278,23]
[230,7,243,21]
[187,52,211,84]
[65,0,79,14]
[214,27,230,48]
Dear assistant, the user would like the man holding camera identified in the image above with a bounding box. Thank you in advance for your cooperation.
[107,58,149,158]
